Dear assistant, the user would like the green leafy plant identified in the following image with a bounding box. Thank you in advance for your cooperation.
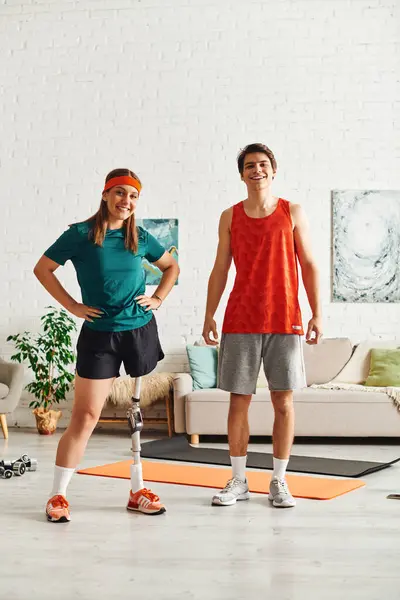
[7,306,77,410]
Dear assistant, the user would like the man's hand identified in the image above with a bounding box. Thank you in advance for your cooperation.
[306,316,322,345]
[202,316,219,346]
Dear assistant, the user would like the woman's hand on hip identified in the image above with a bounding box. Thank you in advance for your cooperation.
[69,303,103,322]
[135,295,162,311]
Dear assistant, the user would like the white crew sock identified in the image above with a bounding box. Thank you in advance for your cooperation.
[230,455,247,482]
[130,463,144,494]
[272,457,289,480]
[51,465,75,497]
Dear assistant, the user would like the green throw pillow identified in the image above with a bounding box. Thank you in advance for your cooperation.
[365,348,400,387]
[186,345,218,390]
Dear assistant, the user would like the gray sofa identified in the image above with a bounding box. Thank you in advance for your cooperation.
[172,338,400,443]
[0,358,25,439]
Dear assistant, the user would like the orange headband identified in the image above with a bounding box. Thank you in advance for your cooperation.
[103,176,142,194]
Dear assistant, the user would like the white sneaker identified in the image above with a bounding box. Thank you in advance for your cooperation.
[268,477,296,508]
[212,477,250,506]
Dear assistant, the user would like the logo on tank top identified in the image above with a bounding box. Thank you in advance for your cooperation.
[292,325,302,331]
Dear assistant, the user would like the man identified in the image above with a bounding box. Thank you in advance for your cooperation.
[202,143,322,508]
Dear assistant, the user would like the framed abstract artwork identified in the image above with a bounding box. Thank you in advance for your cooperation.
[137,218,179,286]
[332,190,400,302]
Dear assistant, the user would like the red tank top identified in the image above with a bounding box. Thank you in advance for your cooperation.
[222,199,303,335]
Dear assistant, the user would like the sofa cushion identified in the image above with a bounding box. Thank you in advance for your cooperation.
[365,348,400,387]
[332,340,399,384]
[186,388,270,403]
[0,383,9,399]
[303,338,353,385]
[185,386,390,405]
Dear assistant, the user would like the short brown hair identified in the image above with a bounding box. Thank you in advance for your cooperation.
[237,143,277,175]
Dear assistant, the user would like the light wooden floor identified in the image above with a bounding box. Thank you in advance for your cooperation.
[1,429,400,600]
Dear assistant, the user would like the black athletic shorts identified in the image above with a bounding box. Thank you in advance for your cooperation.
[76,316,164,380]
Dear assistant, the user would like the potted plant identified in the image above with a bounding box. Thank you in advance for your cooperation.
[7,306,76,435]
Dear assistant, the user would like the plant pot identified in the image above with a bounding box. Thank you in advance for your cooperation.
[33,407,62,435]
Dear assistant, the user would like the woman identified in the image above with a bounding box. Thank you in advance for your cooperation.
[34,168,179,522]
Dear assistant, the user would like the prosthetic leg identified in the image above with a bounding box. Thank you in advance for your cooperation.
[126,377,166,515]
[127,377,144,493]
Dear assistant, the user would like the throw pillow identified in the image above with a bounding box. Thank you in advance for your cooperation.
[365,348,400,387]
[186,345,218,390]
[332,340,399,384]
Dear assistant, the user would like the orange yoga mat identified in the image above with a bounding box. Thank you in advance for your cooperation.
[78,460,365,500]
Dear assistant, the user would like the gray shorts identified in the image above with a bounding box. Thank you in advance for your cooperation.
[218,333,306,394]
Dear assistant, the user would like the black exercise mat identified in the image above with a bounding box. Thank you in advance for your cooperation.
[141,435,400,478]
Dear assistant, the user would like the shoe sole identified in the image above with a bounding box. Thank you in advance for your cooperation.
[46,513,70,523]
[212,492,250,506]
[127,506,166,515]
[268,495,296,508]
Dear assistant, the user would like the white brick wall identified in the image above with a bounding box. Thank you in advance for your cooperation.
[1,0,399,426]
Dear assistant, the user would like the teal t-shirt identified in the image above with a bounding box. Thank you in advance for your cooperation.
[44,221,165,332]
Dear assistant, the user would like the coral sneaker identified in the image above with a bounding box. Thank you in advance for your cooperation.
[126,488,166,515]
[46,494,71,523]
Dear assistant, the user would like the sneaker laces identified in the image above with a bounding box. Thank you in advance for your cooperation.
[140,488,160,503]
[274,479,289,494]
[222,477,244,493]
[50,495,69,509]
